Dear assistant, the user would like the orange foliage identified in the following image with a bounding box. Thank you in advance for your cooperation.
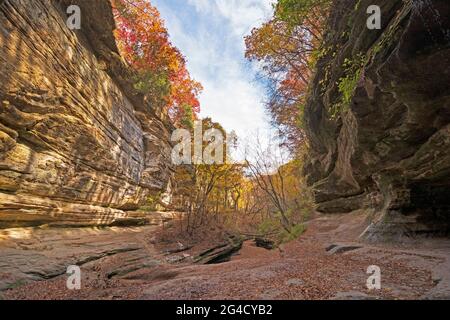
[112,0,202,126]
[245,0,329,151]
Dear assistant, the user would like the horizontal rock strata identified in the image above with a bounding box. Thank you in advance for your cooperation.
[0,0,174,228]
[304,0,450,239]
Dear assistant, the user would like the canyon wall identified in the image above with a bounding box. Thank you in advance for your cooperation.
[304,0,450,240]
[0,0,173,228]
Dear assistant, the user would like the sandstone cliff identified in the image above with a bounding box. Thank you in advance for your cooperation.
[304,0,450,240]
[0,0,173,228]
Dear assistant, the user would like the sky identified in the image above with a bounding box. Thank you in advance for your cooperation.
[152,0,277,155]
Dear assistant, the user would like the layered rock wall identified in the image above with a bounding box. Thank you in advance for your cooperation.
[0,0,173,228]
[304,0,450,239]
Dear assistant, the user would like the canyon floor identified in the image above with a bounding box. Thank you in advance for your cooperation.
[0,212,449,300]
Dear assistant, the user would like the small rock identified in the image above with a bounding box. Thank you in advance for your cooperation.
[260,288,282,300]
[286,278,304,286]
[432,276,442,285]
[165,255,186,264]
[255,238,275,250]
[326,244,362,255]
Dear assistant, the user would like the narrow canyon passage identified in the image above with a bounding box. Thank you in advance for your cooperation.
[1,0,449,303]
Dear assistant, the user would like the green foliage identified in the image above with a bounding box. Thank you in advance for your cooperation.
[275,0,331,27]
[297,103,306,130]
[257,209,309,246]
[257,218,278,235]
[309,44,332,70]
[133,71,171,108]
[257,217,307,245]
[139,192,162,212]
[278,223,306,244]
[179,104,195,129]
[338,69,360,105]
[331,53,366,118]
[5,279,26,290]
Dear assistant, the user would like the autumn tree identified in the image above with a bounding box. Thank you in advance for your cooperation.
[245,0,330,152]
[112,0,202,127]
[243,139,314,243]
[170,118,245,235]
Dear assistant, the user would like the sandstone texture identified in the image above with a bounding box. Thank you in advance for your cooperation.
[0,0,175,228]
[304,0,450,239]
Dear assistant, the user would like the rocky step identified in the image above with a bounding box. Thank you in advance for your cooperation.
[194,235,245,264]
[0,225,159,292]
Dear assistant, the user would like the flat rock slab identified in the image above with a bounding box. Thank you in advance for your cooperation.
[194,235,244,264]
[326,244,363,255]
[0,226,158,291]
[285,278,305,287]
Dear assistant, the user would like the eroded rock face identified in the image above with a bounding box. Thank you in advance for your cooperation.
[304,0,450,239]
[0,0,173,228]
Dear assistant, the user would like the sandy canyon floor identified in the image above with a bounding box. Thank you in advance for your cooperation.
[1,212,449,300]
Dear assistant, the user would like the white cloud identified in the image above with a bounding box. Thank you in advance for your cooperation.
[153,0,278,157]
[187,0,274,36]
[186,0,212,13]
[216,0,274,35]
